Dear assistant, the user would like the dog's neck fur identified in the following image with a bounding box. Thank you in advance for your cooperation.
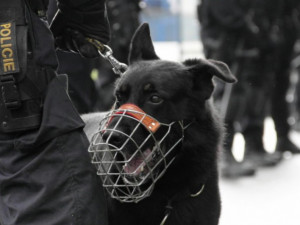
[155,102,222,195]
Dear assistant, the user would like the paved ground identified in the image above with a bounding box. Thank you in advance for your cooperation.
[219,122,300,225]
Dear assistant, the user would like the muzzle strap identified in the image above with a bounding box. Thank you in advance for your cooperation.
[114,103,161,133]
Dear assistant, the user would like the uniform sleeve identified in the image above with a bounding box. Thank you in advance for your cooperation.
[52,0,110,44]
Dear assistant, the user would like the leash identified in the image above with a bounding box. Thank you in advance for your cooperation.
[86,38,128,75]
[160,184,205,225]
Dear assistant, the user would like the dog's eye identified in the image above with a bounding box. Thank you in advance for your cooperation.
[150,95,163,104]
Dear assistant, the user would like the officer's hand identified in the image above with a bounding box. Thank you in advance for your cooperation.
[51,25,99,58]
[50,5,110,58]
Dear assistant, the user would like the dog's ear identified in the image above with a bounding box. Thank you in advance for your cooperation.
[128,23,159,64]
[184,59,236,100]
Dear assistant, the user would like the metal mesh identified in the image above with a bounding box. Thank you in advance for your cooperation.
[88,108,184,203]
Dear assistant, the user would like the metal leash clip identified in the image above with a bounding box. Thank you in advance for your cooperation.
[86,38,128,75]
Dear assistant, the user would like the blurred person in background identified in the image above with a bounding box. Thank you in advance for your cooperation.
[269,0,300,155]
[94,0,143,111]
[295,56,300,131]
[197,0,297,179]
[198,0,258,178]
[287,2,300,133]
[291,38,300,132]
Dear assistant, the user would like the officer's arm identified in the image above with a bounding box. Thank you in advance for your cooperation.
[50,0,110,57]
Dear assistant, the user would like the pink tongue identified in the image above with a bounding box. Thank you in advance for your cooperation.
[123,149,152,175]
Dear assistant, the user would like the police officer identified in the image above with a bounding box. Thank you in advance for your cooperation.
[242,0,300,158]
[270,0,300,154]
[198,0,259,178]
[198,0,283,178]
[0,0,109,224]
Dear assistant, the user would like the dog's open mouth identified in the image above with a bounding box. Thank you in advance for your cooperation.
[121,145,161,185]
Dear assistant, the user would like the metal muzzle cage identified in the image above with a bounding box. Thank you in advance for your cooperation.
[88,104,185,203]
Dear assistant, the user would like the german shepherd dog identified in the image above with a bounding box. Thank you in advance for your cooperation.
[84,23,236,225]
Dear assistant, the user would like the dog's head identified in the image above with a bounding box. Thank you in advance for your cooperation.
[89,23,236,203]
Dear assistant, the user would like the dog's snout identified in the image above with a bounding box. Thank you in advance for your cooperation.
[103,130,124,147]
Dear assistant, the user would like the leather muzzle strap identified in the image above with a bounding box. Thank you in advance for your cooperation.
[113,103,161,133]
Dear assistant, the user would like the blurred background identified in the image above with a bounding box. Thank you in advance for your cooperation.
[49,0,300,224]
[140,0,202,61]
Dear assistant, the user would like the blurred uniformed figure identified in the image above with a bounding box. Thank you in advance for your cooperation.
[94,0,143,111]
[283,2,300,133]
[198,0,299,178]
[269,0,300,154]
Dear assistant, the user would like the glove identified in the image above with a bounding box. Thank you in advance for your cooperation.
[50,1,110,58]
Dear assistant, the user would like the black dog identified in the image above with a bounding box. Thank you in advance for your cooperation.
[84,23,236,225]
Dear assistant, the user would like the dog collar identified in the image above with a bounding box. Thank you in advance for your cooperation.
[160,184,205,225]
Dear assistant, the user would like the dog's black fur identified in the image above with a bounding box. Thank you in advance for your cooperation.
[84,23,236,225]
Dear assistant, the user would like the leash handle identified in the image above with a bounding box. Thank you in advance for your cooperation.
[86,38,128,75]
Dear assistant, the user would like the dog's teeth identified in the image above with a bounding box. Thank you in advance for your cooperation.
[141,166,144,172]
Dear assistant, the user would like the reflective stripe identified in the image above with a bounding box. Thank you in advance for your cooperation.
[0,22,19,75]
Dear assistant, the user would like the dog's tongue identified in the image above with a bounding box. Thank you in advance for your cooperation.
[123,149,152,175]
